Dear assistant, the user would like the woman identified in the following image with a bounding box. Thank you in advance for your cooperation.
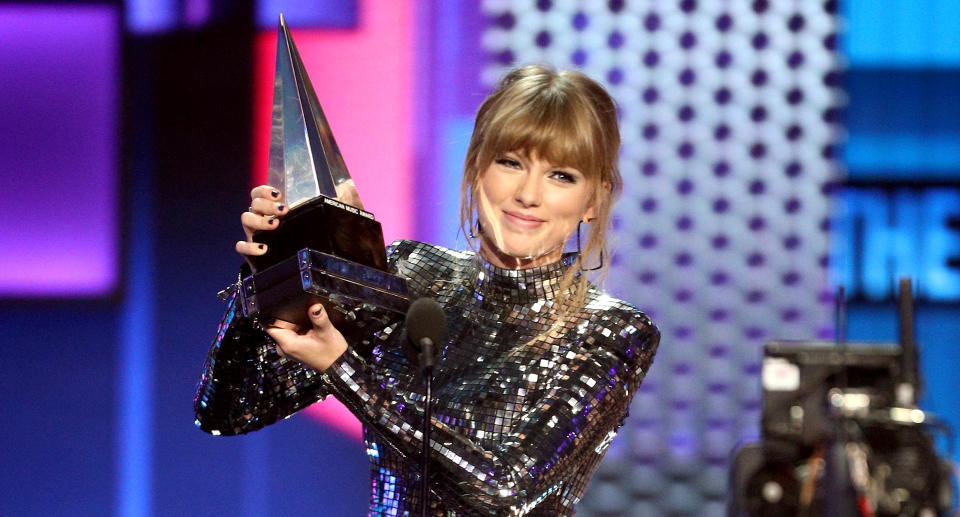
[195,65,660,515]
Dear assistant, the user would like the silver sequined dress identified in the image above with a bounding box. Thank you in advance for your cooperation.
[195,240,659,515]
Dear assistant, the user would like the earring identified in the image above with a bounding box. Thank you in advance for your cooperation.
[577,221,603,272]
[468,220,481,239]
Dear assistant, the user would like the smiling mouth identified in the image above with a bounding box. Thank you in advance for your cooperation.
[503,210,545,229]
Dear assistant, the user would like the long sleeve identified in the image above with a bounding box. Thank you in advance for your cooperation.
[193,291,327,435]
[194,241,406,436]
[323,307,659,514]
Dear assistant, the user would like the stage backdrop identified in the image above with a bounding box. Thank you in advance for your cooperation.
[4,1,959,516]
[480,1,842,514]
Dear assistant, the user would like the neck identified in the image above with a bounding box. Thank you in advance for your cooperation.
[474,247,579,304]
[478,236,564,270]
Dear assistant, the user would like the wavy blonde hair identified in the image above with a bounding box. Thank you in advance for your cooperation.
[460,64,623,318]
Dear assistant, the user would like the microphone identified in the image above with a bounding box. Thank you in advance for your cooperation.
[404,297,447,516]
[404,297,447,370]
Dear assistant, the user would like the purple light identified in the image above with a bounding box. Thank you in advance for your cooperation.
[184,0,211,27]
[535,30,551,48]
[644,13,660,31]
[668,430,699,458]
[643,50,659,67]
[0,5,119,297]
[572,11,587,31]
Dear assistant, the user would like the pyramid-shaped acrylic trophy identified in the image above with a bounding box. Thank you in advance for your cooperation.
[238,15,409,331]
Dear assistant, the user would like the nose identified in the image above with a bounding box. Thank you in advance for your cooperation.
[514,171,542,207]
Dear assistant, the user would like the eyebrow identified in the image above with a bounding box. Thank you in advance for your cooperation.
[507,150,574,171]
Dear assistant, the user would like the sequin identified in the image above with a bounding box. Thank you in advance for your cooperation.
[195,240,659,515]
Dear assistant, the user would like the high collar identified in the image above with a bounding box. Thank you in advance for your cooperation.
[472,252,579,304]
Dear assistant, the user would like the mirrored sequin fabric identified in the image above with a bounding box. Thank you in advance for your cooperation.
[195,240,659,515]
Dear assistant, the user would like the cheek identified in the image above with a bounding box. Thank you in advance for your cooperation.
[480,171,512,204]
[549,189,593,225]
[476,180,496,218]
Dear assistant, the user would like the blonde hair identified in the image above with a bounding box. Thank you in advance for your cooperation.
[460,64,623,318]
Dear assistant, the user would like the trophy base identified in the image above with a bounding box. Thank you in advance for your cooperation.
[239,248,409,333]
[249,195,388,273]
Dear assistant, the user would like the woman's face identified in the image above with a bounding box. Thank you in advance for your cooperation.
[477,150,597,269]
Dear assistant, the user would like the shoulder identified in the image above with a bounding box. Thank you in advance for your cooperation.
[581,287,660,374]
[585,289,658,340]
[386,239,475,270]
[385,240,476,296]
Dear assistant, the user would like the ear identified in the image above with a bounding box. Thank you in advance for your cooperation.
[582,204,598,223]
[582,181,611,223]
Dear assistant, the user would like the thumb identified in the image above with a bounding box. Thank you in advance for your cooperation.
[307,302,331,330]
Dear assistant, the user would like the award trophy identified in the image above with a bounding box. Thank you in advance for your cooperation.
[237,15,409,332]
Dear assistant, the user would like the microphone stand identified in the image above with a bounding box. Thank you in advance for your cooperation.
[419,337,435,517]
[404,297,446,516]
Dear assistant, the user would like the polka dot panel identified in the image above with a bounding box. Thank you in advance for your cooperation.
[481,0,842,513]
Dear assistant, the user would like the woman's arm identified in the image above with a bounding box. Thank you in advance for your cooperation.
[194,184,363,435]
[196,240,407,436]
[323,310,660,514]
[193,290,328,436]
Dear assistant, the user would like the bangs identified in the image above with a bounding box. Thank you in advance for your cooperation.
[479,92,600,178]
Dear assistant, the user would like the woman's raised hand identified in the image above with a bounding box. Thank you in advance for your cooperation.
[235,185,290,262]
[264,302,348,371]
[234,186,347,369]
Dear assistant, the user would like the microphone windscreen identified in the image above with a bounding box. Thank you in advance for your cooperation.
[405,297,447,350]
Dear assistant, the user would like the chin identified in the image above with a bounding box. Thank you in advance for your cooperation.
[488,237,560,262]
[501,247,541,260]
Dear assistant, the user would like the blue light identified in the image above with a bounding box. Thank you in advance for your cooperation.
[891,190,921,289]
[242,437,269,517]
[836,189,960,300]
[845,133,960,176]
[845,0,960,66]
[116,105,156,517]
[860,193,893,300]
[923,190,960,300]
[257,0,357,29]
[126,0,177,34]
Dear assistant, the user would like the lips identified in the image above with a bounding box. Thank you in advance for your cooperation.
[502,210,545,229]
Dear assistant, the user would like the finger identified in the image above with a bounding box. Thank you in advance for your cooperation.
[250,197,288,217]
[251,185,283,202]
[307,303,331,330]
[264,327,296,357]
[236,240,267,257]
[241,211,280,237]
[264,317,300,332]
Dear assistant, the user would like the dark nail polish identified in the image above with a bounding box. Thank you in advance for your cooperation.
[277,204,285,211]
[271,189,280,198]
[267,218,275,225]
[258,244,265,250]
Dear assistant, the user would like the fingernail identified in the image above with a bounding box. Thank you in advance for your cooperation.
[258,244,265,250]
[277,204,285,211]
[267,218,275,225]
[271,189,280,198]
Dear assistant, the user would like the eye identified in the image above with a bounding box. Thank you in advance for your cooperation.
[549,170,578,183]
[495,157,522,169]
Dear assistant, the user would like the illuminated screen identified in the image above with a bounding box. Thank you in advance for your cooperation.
[0,5,119,297]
